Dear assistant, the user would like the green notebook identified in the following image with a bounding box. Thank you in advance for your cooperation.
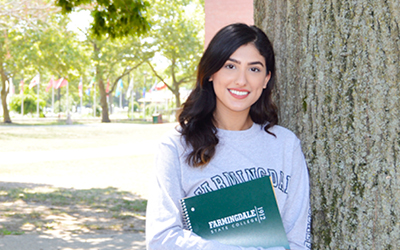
[180,176,290,249]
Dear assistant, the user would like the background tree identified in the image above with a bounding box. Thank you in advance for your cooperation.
[0,0,58,123]
[55,0,150,39]
[8,13,90,114]
[146,0,204,108]
[255,0,399,248]
[56,0,151,122]
[85,36,153,122]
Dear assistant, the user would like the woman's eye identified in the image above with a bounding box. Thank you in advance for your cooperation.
[225,64,235,69]
[250,67,261,72]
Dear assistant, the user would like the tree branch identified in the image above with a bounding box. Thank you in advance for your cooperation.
[107,61,145,95]
[0,0,59,30]
[146,61,174,92]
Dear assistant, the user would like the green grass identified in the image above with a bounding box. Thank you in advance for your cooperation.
[0,228,24,235]
[0,120,177,152]
[0,121,177,236]
[0,121,68,126]
[0,118,154,127]
[1,186,147,212]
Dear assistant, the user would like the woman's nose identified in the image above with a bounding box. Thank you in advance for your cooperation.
[235,69,247,86]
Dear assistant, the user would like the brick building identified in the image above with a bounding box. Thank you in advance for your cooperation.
[204,0,254,48]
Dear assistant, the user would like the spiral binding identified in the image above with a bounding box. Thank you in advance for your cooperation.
[180,199,192,231]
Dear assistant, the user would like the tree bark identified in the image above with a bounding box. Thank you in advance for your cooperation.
[92,41,110,123]
[0,59,11,123]
[255,0,400,248]
[97,73,110,123]
[174,87,181,108]
[98,78,110,122]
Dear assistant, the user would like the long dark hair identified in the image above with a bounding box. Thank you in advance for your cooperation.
[179,23,278,167]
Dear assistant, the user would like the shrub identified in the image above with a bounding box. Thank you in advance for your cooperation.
[9,94,46,115]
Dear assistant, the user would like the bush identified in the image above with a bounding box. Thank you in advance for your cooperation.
[96,106,101,117]
[145,103,163,117]
[128,101,140,112]
[9,94,46,115]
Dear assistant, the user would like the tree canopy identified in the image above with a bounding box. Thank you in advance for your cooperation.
[146,0,204,107]
[55,0,151,39]
[0,0,59,122]
[0,0,205,123]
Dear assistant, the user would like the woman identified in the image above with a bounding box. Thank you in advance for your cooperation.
[146,23,311,250]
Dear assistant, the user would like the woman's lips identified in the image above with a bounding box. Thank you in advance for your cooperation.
[228,89,250,99]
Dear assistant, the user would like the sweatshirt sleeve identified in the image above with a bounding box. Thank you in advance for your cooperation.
[281,140,312,250]
[145,135,289,250]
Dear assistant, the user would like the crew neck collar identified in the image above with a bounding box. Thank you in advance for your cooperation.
[217,122,263,141]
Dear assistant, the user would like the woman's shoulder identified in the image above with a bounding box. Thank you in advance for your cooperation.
[159,125,181,143]
[262,124,301,143]
[157,124,188,149]
[270,124,297,136]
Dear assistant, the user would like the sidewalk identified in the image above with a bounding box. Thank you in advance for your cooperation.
[0,232,146,250]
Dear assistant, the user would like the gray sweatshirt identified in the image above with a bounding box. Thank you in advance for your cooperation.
[146,123,311,250]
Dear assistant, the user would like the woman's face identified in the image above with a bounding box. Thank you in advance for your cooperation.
[210,43,271,119]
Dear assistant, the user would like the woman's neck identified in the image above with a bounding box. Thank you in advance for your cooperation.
[213,110,253,131]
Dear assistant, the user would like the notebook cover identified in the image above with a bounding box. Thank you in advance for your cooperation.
[180,176,290,249]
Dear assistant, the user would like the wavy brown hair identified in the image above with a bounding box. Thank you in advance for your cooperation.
[179,23,278,167]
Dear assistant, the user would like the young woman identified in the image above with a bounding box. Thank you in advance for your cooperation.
[146,23,311,250]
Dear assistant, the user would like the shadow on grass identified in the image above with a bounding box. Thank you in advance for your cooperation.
[0,232,146,250]
[0,182,147,236]
[0,118,156,127]
[0,121,83,126]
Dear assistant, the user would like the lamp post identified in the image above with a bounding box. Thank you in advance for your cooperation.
[20,70,24,117]
[66,76,72,125]
[80,76,83,114]
[36,72,40,118]
[126,66,130,118]
[93,76,96,117]
[143,71,147,121]
[127,67,135,120]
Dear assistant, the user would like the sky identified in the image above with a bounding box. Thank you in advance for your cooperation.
[66,10,92,41]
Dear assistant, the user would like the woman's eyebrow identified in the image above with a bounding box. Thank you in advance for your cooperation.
[248,61,265,67]
[227,58,265,67]
[227,58,240,64]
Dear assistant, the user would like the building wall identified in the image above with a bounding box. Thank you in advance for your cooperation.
[204,0,253,48]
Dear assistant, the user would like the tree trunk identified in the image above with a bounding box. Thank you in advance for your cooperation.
[255,0,400,249]
[173,86,181,108]
[93,41,110,123]
[1,85,11,123]
[0,61,11,123]
[98,77,110,122]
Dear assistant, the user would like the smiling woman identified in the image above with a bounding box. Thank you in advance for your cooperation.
[146,23,311,250]
[210,43,271,131]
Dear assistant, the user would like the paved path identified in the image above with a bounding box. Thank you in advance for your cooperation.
[0,233,146,250]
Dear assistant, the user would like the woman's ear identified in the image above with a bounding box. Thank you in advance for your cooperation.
[263,72,271,89]
[209,76,213,82]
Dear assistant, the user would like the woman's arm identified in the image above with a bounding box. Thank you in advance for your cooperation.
[281,140,312,250]
[146,136,289,250]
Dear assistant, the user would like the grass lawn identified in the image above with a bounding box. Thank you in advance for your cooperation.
[0,120,177,236]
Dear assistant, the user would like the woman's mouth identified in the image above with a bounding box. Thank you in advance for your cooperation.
[228,89,250,98]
